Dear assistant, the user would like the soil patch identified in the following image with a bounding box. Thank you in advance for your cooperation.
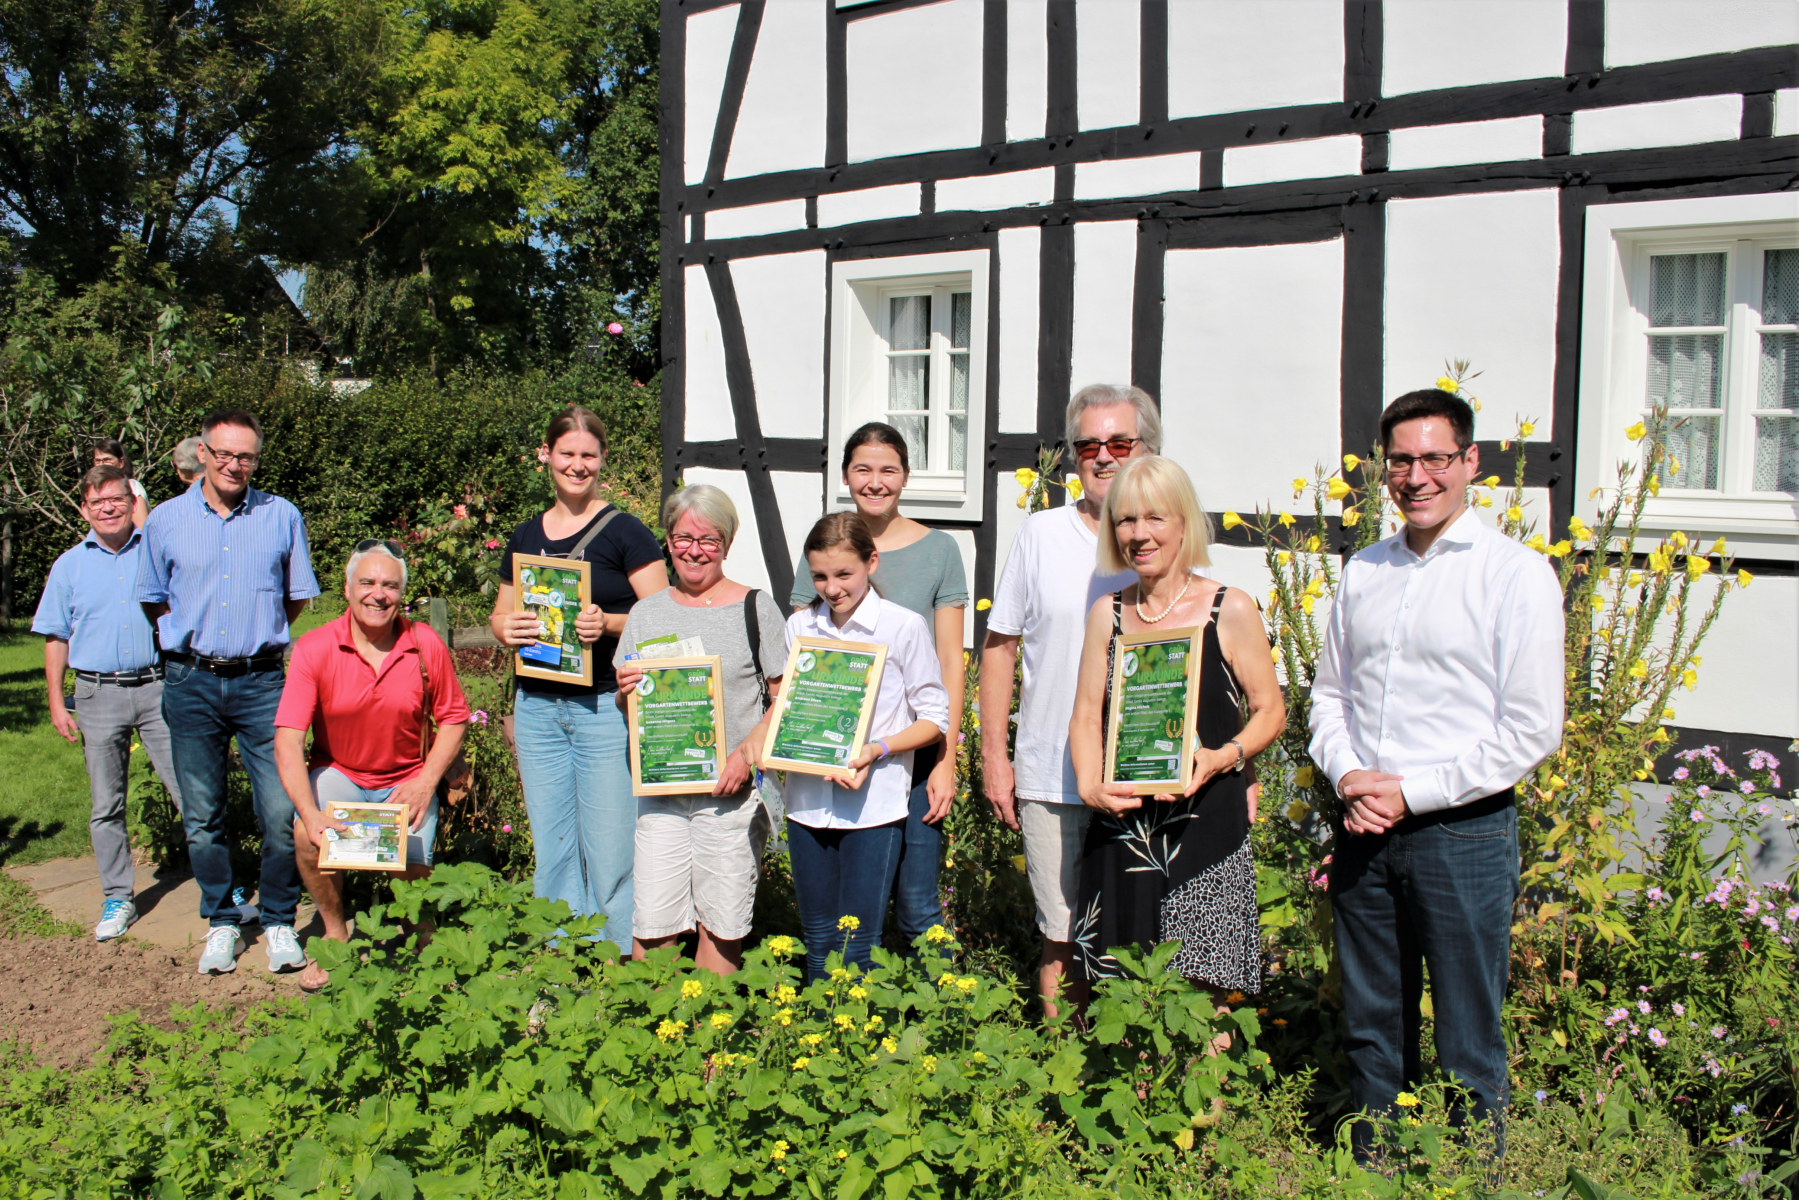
[0,935,308,1071]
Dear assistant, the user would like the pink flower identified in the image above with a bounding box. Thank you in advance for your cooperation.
[1690,809,1707,822]
[1673,767,1689,781]
[1672,1002,1686,1016]
[1647,1028,1667,1047]
[1697,785,1711,797]
[502,824,513,833]
[485,539,501,550]
[1740,780,1755,794]
[607,322,624,335]
[453,504,469,519]
[471,710,488,726]
[1638,999,1651,1014]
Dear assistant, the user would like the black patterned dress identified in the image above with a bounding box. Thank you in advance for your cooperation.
[1070,585,1262,992]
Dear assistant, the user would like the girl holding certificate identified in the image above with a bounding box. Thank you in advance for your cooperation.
[1066,457,1285,999]
[749,513,950,981]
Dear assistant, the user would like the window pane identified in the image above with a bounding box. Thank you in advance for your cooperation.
[949,351,969,413]
[1761,331,1799,410]
[1658,415,1720,490]
[888,414,927,470]
[888,356,928,410]
[950,413,967,472]
[1754,416,1798,492]
[1646,334,1723,409]
[1649,253,1725,327]
[889,295,930,350]
[951,292,972,349]
[1764,248,1799,326]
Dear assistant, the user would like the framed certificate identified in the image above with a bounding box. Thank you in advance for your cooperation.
[1104,627,1202,796]
[512,554,594,686]
[317,802,409,872]
[761,636,888,779]
[627,655,728,795]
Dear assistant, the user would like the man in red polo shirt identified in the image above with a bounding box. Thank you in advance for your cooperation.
[275,540,469,990]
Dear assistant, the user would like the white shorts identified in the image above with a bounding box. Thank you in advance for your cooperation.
[1019,798,1093,942]
[634,791,770,941]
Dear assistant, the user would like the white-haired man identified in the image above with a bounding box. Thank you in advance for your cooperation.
[275,540,470,991]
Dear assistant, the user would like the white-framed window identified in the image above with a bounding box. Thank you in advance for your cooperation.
[829,250,989,521]
[1577,194,1799,559]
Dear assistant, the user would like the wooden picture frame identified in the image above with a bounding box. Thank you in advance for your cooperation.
[1103,626,1203,796]
[511,553,594,687]
[317,801,411,872]
[760,635,889,779]
[627,654,729,796]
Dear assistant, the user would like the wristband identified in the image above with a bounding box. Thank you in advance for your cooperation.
[876,739,892,760]
[1228,739,1246,773]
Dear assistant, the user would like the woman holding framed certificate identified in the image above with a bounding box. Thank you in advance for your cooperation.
[1067,456,1286,1002]
[489,406,668,941]
[747,513,950,981]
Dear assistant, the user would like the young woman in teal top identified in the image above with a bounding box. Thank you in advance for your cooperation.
[791,423,967,947]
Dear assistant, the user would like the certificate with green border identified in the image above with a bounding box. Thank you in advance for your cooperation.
[761,636,888,779]
[627,655,728,795]
[317,802,409,872]
[1104,627,1201,796]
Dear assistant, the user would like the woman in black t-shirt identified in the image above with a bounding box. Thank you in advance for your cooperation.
[490,407,666,938]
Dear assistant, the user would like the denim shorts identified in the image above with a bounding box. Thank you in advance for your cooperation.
[310,765,439,867]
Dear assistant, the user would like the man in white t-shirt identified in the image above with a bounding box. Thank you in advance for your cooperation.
[980,384,1160,1017]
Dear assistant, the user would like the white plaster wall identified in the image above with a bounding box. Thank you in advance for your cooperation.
[991,471,1032,603]
[685,5,740,185]
[1779,88,1799,137]
[684,264,734,442]
[1384,190,1561,445]
[1387,116,1543,171]
[1469,487,1553,538]
[941,527,979,648]
[998,226,1043,433]
[1076,0,1140,131]
[772,470,825,600]
[1222,136,1362,187]
[937,167,1056,212]
[1571,95,1744,154]
[705,198,807,241]
[1008,0,1049,142]
[1199,543,1282,625]
[1161,240,1345,515]
[817,183,922,227]
[724,0,825,180]
[1070,221,1137,393]
[732,250,826,439]
[846,0,984,162]
[685,467,770,593]
[1605,0,1799,67]
[1673,576,1799,739]
[1382,0,1566,95]
[1074,152,1201,200]
[1166,0,1342,119]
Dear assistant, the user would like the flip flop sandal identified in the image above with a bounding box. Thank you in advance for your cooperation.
[298,965,330,994]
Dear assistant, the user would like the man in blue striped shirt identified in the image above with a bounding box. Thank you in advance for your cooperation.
[136,408,321,976]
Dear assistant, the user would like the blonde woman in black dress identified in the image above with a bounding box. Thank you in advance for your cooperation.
[1067,456,1286,1006]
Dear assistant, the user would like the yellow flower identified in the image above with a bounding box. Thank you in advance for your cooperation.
[1590,486,1604,499]
[713,1052,737,1067]
[1305,578,1325,599]
[1270,646,1281,663]
[1506,506,1524,524]
[1519,421,1536,437]
[773,984,797,1003]
[1285,801,1311,823]
[1568,517,1592,541]
[881,1036,898,1053]
[1293,765,1316,788]
[791,1056,809,1071]
[1268,589,1279,607]
[1647,547,1672,574]
[767,935,796,959]
[1343,454,1362,472]
[1668,456,1681,477]
[1625,420,1647,442]
[1016,492,1028,509]
[1628,660,1648,679]
[830,967,852,983]
[1064,476,1083,501]
[1012,854,1027,873]
[1628,571,1643,587]
[1547,540,1572,558]
[1648,474,1661,497]
[1221,510,1243,531]
[849,985,868,1000]
[863,1015,883,1032]
[1477,494,1493,508]
[710,1012,732,1029]
[1709,537,1727,556]
[1326,478,1352,501]
[1435,376,1459,393]
[1590,594,1606,611]
[1662,708,1676,720]
[1304,535,1321,553]
[1395,1092,1421,1108]
[837,1149,848,1160]
[1737,568,1753,587]
[835,1014,855,1029]
[925,924,952,944]
[1653,726,1670,743]
[1278,512,1295,527]
[1340,507,1361,527]
[801,1033,824,1047]
[1670,530,1688,549]
[1687,555,1710,580]
[956,977,978,994]
[939,972,959,989]
[1682,668,1698,690]
[1548,775,1567,791]
[837,914,861,932]
[971,1051,987,1063]
[1291,477,1307,497]
[1482,476,1500,489]
[771,1140,789,1161]
[656,1019,687,1043]
[1300,595,1316,614]
[975,598,991,611]
[920,1054,938,1074]
[1526,534,1548,553]
[777,1008,795,1026]
[1276,550,1292,566]
[680,980,704,999]
[1014,467,1038,490]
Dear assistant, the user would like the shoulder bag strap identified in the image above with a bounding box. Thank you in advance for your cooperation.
[743,588,771,712]
[565,504,621,561]
[413,623,436,763]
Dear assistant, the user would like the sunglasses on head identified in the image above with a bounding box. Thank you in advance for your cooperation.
[1071,436,1144,461]
[355,538,407,560]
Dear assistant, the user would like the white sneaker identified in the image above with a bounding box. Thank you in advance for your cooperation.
[95,898,136,941]
[197,925,242,975]
[265,924,305,973]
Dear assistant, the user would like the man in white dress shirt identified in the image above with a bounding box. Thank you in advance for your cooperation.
[1309,388,1564,1157]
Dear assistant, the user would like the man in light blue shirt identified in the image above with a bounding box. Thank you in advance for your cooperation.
[32,465,184,941]
[136,408,321,976]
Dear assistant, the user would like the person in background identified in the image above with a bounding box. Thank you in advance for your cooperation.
[747,513,949,981]
[136,408,321,976]
[92,438,150,527]
[490,406,667,943]
[791,423,966,951]
[277,541,469,992]
[980,384,1160,1017]
[614,485,786,975]
[172,436,204,487]
[1309,389,1564,1159]
[32,465,185,941]
[1067,456,1283,1010]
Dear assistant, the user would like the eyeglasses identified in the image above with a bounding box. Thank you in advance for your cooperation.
[668,533,725,554]
[202,444,260,469]
[1072,436,1144,461]
[85,495,132,513]
[1384,449,1469,476]
[355,538,407,560]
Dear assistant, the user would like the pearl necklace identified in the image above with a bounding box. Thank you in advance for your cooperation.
[1134,574,1190,624]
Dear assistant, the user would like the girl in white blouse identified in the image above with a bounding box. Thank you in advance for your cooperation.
[745,513,949,980]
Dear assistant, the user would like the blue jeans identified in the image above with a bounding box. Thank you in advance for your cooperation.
[309,766,439,867]
[1331,796,1519,1157]
[512,688,634,944]
[787,817,904,981]
[161,662,296,928]
[892,743,945,944]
